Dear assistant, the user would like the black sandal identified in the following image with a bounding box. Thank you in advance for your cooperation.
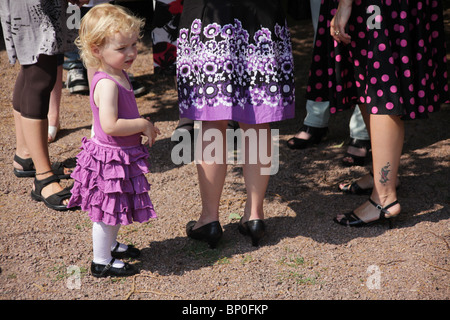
[341,138,371,167]
[286,125,328,150]
[13,155,76,179]
[339,172,373,195]
[13,155,36,177]
[333,198,399,229]
[30,174,73,211]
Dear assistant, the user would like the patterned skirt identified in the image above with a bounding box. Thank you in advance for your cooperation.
[306,0,449,120]
[176,0,295,124]
[67,138,157,226]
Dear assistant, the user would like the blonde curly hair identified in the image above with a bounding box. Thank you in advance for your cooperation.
[76,3,145,69]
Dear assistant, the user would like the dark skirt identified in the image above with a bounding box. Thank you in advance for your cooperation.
[306,0,449,120]
[176,0,295,124]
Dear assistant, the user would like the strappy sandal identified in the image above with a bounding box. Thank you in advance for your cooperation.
[286,125,328,150]
[339,172,373,195]
[13,155,76,179]
[30,174,73,211]
[334,198,399,229]
[341,138,371,167]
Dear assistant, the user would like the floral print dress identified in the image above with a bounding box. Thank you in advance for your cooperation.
[176,0,295,124]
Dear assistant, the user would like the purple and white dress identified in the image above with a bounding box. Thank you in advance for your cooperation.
[176,0,295,124]
[67,71,157,226]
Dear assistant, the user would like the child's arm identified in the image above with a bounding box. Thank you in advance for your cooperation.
[95,78,160,146]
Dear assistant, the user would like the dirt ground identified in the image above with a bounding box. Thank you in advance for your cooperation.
[0,6,449,304]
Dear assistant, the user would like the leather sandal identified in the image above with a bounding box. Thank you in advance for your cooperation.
[13,155,76,179]
[286,125,328,150]
[334,198,399,229]
[13,155,36,177]
[339,172,373,195]
[30,174,73,211]
[341,138,371,167]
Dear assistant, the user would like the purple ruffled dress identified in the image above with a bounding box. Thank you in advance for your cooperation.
[67,71,157,225]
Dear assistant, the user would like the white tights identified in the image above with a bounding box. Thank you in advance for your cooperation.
[92,221,128,268]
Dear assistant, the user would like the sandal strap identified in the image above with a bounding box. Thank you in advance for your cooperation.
[51,158,76,175]
[34,175,61,194]
[369,198,399,217]
[14,155,35,171]
[45,188,72,205]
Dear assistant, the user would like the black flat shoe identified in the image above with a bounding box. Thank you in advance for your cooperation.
[238,218,266,246]
[186,221,223,249]
[286,125,328,150]
[111,243,141,259]
[333,198,399,229]
[91,259,138,278]
[341,138,371,167]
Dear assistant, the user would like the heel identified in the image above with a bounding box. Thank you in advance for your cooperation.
[238,218,266,246]
[186,221,223,249]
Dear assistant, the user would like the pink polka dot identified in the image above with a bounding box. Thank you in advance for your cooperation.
[377,90,384,97]
[386,102,394,110]
[382,74,390,82]
[418,105,425,113]
[372,106,379,113]
[428,105,434,112]
[379,43,386,51]
[410,112,416,119]
[390,85,398,93]
[402,56,409,64]
[404,70,411,77]
[330,107,336,114]
[374,61,380,69]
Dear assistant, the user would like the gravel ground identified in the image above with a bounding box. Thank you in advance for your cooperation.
[0,6,449,304]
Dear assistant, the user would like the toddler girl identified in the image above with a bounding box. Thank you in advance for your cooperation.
[67,3,160,277]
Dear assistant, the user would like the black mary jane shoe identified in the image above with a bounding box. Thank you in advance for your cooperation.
[111,243,141,259]
[13,155,76,179]
[186,221,223,249]
[341,138,371,167]
[30,174,73,211]
[91,258,138,278]
[238,218,266,247]
[286,125,328,150]
[333,198,399,229]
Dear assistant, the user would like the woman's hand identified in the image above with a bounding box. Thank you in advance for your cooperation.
[142,117,161,147]
[330,0,353,45]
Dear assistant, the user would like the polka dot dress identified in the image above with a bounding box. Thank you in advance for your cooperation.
[306,0,449,120]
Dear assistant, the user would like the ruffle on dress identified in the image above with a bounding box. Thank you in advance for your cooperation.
[67,137,157,225]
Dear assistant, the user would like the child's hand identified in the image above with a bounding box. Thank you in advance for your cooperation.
[142,117,161,147]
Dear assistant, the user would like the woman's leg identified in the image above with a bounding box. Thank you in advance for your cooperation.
[13,55,69,204]
[336,114,402,223]
[193,120,228,228]
[238,122,271,222]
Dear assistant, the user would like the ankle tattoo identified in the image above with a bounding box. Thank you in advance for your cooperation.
[379,162,391,185]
